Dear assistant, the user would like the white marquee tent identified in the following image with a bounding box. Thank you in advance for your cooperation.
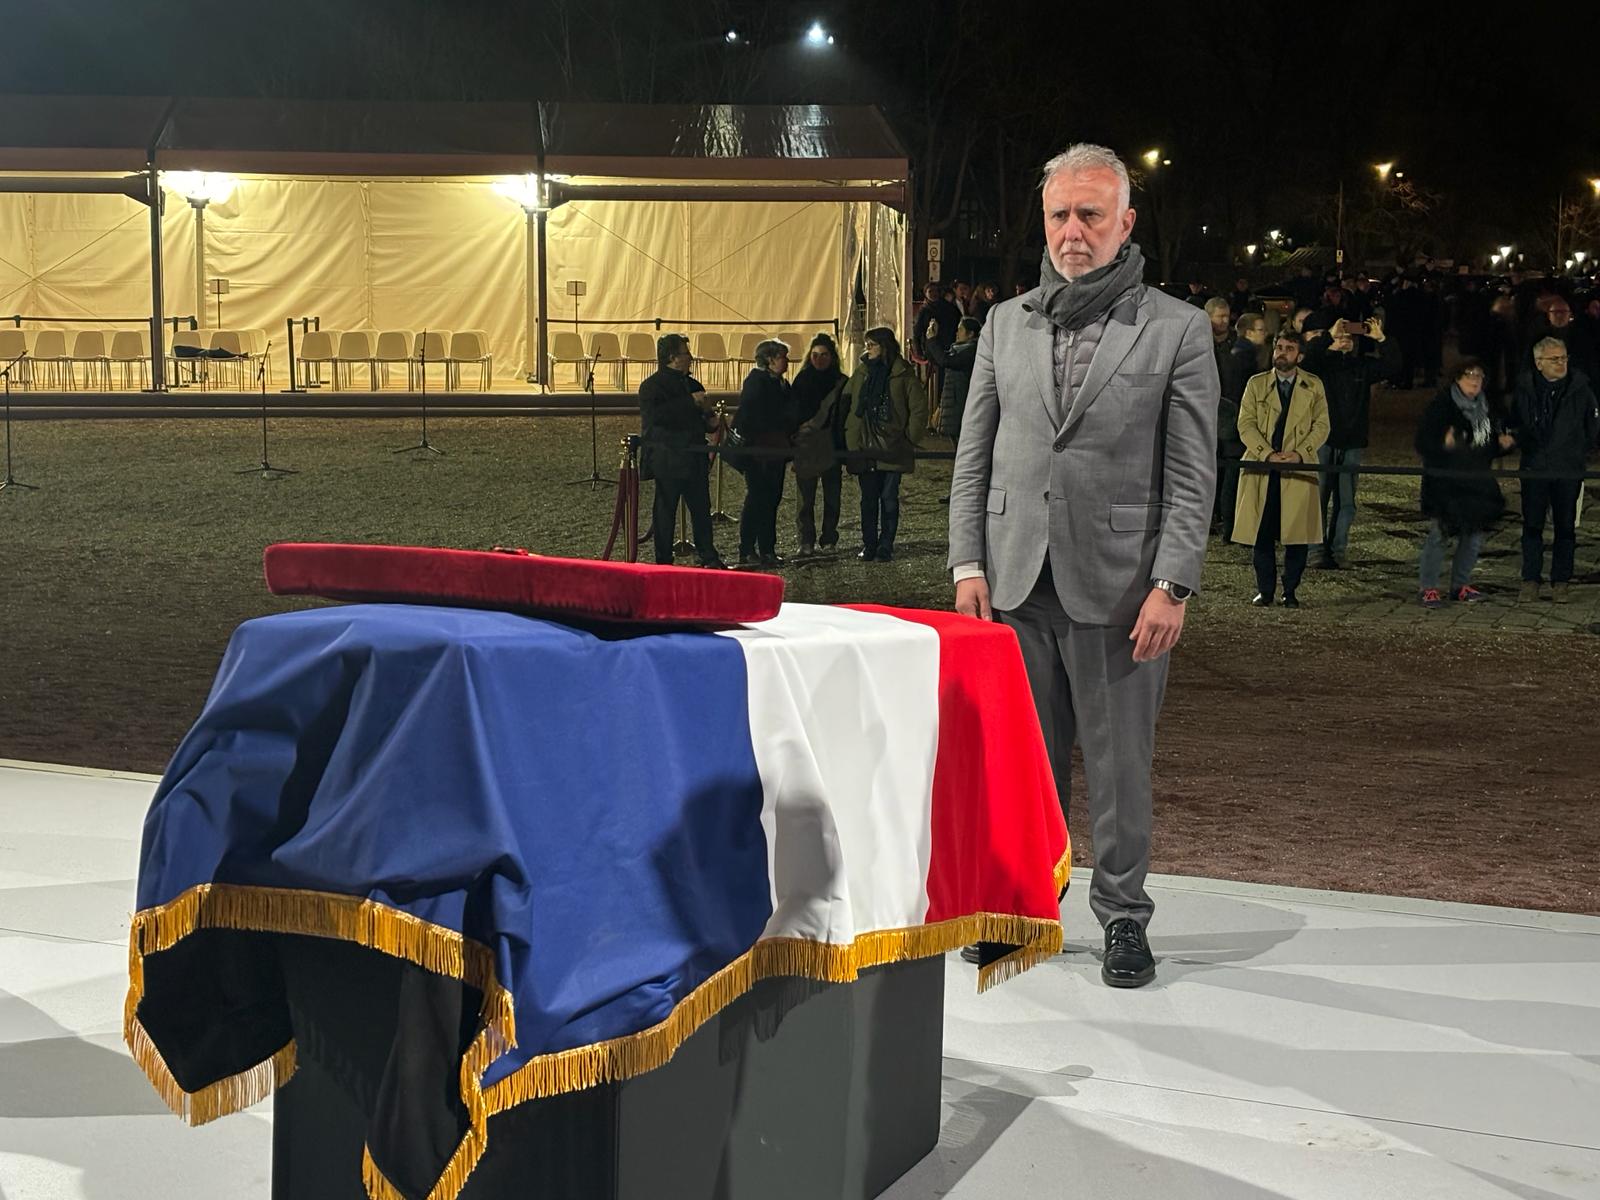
[0,97,911,391]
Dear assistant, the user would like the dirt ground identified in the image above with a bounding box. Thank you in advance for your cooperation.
[2,396,1596,914]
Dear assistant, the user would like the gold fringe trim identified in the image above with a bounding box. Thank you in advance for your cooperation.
[126,869,1069,1200]
[124,1015,297,1127]
[482,908,1063,1114]
[1053,842,1073,894]
[124,884,516,1200]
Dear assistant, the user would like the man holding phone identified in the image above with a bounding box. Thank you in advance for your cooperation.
[1303,316,1400,569]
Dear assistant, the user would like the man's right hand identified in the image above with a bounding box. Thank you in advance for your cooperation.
[955,577,993,621]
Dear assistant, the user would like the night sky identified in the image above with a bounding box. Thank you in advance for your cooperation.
[6,0,1597,275]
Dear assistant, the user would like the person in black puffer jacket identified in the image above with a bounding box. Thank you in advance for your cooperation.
[732,340,799,566]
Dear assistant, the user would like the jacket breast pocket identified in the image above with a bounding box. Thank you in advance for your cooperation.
[1108,502,1163,532]
[986,487,1006,514]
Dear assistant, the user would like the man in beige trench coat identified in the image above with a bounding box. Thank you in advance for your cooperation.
[1232,330,1330,607]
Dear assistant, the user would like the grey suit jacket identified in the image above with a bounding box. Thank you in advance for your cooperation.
[947,284,1219,625]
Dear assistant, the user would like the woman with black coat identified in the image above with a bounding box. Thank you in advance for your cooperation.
[732,340,798,566]
[1413,357,1517,607]
[789,333,847,555]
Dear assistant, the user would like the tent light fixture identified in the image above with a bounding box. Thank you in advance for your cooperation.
[164,171,236,207]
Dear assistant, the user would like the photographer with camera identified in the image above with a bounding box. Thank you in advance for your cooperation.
[1303,316,1400,569]
[638,334,725,569]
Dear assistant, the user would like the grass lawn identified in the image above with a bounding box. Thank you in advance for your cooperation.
[3,401,1596,913]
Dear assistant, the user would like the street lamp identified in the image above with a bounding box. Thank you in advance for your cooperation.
[164,171,236,329]
[1244,243,1258,259]
[1498,244,1513,262]
[1576,251,1589,265]
[1591,178,1600,198]
[1268,229,1282,242]
[804,22,833,46]
[725,29,739,43]
[1374,162,1394,182]
[1142,148,1161,169]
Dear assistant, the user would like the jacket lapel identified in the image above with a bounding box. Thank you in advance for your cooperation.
[1060,290,1149,437]
[1022,291,1057,427]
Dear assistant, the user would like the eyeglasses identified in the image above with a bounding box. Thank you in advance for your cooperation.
[1538,355,1569,363]
[1460,370,1485,379]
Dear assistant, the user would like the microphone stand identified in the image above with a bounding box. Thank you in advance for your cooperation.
[394,330,444,455]
[0,350,35,493]
[567,350,614,488]
[237,342,296,478]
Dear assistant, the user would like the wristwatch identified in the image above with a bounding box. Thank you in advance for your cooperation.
[1152,579,1193,603]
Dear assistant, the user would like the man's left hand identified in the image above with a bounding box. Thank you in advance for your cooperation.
[1130,588,1186,663]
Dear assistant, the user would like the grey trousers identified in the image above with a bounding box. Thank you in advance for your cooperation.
[998,565,1169,930]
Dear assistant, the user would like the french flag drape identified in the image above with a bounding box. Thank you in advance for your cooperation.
[127,596,1067,1200]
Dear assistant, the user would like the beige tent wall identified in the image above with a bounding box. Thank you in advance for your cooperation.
[544,196,847,384]
[0,176,892,389]
[0,188,193,331]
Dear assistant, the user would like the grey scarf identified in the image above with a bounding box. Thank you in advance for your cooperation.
[1036,241,1146,331]
[1451,383,1491,448]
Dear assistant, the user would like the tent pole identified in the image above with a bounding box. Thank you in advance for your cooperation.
[193,203,207,329]
[536,205,549,392]
[523,208,537,382]
[147,164,167,392]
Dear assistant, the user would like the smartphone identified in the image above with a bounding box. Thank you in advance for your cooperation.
[1345,321,1369,336]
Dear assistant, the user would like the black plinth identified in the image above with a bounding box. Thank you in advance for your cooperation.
[272,938,944,1200]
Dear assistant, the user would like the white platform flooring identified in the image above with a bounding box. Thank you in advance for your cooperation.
[2,758,1597,1200]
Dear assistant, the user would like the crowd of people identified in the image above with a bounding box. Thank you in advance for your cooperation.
[1198,265,1600,607]
[636,261,1599,606]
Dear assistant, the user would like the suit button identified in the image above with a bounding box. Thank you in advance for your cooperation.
[1043,491,1051,501]
[1053,439,1066,452]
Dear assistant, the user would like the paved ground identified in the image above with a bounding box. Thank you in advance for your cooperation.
[5,763,1597,1200]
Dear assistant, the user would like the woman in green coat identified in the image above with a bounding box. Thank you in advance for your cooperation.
[843,327,929,562]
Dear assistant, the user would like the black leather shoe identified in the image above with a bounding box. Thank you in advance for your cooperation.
[960,941,1013,967]
[1101,918,1155,988]
[1282,594,1301,609]
[698,556,728,570]
[856,547,878,561]
[1251,593,1272,607]
[759,552,783,567]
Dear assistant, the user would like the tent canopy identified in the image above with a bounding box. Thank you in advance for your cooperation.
[0,96,908,184]
[0,97,909,388]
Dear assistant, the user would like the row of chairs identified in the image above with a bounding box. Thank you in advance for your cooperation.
[0,327,164,390]
[296,330,492,391]
[547,329,834,391]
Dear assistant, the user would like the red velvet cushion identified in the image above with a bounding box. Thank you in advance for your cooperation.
[263,544,784,626]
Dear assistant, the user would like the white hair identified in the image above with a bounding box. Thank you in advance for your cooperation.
[1533,336,1566,358]
[1040,144,1131,212]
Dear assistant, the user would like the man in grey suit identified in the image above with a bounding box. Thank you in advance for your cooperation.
[948,144,1218,988]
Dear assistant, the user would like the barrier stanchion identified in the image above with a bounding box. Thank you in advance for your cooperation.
[602,436,642,562]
